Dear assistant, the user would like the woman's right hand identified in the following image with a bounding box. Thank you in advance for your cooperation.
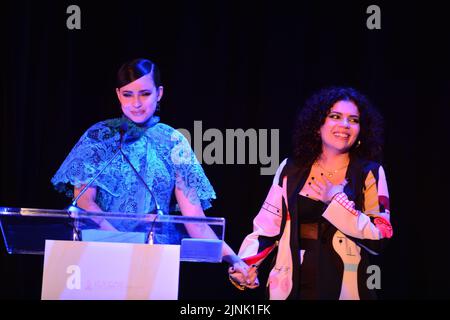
[308,175,348,204]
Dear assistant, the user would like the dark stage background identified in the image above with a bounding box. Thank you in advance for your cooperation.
[1,0,449,301]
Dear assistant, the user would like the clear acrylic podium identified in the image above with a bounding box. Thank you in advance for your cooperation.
[0,206,225,261]
[0,206,226,299]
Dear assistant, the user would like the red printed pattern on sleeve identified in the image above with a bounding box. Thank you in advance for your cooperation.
[332,192,359,216]
[373,217,393,238]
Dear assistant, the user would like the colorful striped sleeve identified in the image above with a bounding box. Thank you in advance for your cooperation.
[321,165,393,252]
[237,159,287,266]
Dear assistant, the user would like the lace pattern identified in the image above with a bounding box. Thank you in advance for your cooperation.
[51,117,216,224]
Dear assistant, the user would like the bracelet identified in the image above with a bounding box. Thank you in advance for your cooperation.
[228,274,246,291]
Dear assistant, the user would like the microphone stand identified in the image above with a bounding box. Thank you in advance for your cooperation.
[147,213,159,245]
[67,149,122,212]
[65,124,127,241]
[65,149,122,241]
[118,149,164,245]
[118,149,164,216]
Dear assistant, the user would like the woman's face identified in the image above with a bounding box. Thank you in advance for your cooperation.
[116,73,163,124]
[320,100,360,154]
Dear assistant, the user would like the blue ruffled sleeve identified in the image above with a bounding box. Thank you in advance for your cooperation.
[51,120,121,199]
[169,129,216,210]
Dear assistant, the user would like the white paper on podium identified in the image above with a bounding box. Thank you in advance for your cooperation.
[41,240,180,300]
[81,229,147,243]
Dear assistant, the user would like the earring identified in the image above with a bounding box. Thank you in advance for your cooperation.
[156,102,161,112]
[356,140,361,148]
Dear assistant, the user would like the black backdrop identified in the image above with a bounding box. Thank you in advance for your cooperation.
[1,0,449,301]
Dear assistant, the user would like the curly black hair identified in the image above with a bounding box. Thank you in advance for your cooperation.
[292,87,384,168]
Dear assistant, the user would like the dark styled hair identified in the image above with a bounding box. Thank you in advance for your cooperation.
[116,58,162,88]
[292,87,384,167]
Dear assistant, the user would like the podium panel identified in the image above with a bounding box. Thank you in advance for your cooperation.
[41,240,180,300]
[0,207,225,262]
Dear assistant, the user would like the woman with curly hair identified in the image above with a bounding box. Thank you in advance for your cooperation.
[228,87,393,299]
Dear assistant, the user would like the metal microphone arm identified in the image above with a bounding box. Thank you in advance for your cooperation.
[67,148,122,212]
[65,148,122,241]
[68,121,128,212]
[119,149,164,216]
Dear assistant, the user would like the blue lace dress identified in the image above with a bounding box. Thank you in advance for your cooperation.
[51,115,216,243]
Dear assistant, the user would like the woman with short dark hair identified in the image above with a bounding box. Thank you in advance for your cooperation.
[52,58,249,272]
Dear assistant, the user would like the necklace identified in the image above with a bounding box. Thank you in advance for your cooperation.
[315,160,349,178]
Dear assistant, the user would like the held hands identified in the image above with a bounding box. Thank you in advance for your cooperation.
[228,260,259,290]
[307,174,348,204]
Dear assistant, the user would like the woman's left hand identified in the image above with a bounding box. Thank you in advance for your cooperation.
[228,261,259,289]
[307,175,348,204]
